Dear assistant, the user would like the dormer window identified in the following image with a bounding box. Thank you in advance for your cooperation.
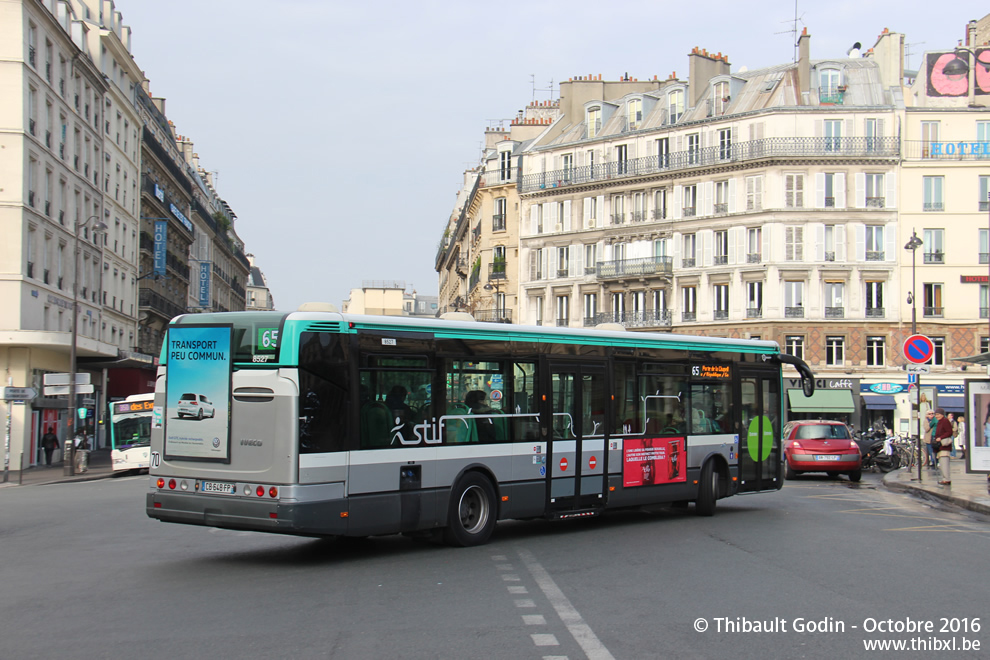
[587,106,602,138]
[713,81,730,115]
[820,68,841,96]
[627,98,642,130]
[667,89,684,124]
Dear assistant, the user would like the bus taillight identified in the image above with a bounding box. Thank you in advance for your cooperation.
[269,487,278,498]
[157,478,164,488]
[256,485,264,497]
[168,479,176,490]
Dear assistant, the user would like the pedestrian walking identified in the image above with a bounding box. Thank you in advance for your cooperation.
[924,410,938,468]
[41,430,59,466]
[74,431,91,473]
[955,413,966,461]
[933,408,954,485]
[947,412,958,458]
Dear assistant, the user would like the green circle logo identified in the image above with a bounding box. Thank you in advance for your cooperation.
[747,415,774,461]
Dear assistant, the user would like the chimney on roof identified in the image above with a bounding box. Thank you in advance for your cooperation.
[688,46,731,108]
[797,27,811,98]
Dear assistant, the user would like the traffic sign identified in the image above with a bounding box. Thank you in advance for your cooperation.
[903,334,934,364]
[43,384,95,396]
[2,387,37,401]
[906,364,930,374]
[907,373,917,384]
[43,373,91,386]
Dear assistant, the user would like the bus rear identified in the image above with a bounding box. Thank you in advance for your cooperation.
[110,394,155,472]
[147,311,321,534]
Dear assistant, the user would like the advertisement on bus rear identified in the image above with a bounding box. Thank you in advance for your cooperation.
[623,437,687,487]
[163,325,232,462]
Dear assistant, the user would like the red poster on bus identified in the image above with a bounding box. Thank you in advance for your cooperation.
[623,437,686,487]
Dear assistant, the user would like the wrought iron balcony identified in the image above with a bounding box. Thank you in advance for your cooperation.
[905,140,990,160]
[981,252,989,265]
[866,197,885,208]
[473,308,512,323]
[611,213,625,225]
[785,306,805,318]
[824,196,835,207]
[824,251,835,261]
[714,203,728,215]
[713,255,728,265]
[982,307,989,319]
[923,306,944,317]
[593,310,672,328]
[825,306,844,318]
[713,309,728,320]
[139,289,187,321]
[682,257,696,268]
[865,251,885,261]
[747,253,761,264]
[556,318,569,327]
[519,137,900,193]
[492,214,506,232]
[980,201,989,212]
[683,206,696,217]
[556,268,569,278]
[923,251,944,264]
[865,307,885,318]
[923,202,944,212]
[682,311,696,322]
[596,256,673,280]
[631,211,646,223]
[746,307,762,318]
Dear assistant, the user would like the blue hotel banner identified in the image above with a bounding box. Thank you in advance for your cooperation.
[198,261,211,308]
[153,221,167,277]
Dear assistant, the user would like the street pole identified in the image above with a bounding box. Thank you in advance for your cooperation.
[905,230,923,481]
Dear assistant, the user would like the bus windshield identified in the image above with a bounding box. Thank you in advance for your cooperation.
[112,414,152,448]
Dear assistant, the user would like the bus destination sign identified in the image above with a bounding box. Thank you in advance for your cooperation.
[693,364,731,379]
[114,400,155,414]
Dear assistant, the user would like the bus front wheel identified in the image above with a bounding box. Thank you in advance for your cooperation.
[695,460,719,517]
[443,473,497,547]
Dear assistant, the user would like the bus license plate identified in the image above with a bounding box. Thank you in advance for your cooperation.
[814,455,840,461]
[200,480,236,494]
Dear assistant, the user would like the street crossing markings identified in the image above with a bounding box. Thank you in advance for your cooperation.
[518,548,616,660]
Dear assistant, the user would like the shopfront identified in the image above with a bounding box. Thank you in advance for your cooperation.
[785,378,859,425]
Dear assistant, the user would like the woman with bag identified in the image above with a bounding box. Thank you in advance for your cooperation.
[933,408,954,486]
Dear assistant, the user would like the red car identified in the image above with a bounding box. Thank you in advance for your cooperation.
[783,420,862,482]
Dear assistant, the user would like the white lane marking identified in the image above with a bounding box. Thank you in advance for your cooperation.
[491,554,507,561]
[502,573,521,581]
[496,563,514,570]
[523,614,547,625]
[531,634,559,646]
[518,548,616,660]
[514,599,536,608]
[508,586,528,594]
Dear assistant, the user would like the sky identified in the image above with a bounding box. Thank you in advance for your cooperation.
[118,0,976,313]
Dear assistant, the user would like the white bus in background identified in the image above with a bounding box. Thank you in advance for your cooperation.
[110,393,155,473]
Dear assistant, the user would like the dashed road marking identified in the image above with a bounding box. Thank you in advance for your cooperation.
[531,634,559,646]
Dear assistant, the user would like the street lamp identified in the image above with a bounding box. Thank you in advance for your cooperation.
[904,230,923,481]
[66,215,107,475]
[483,280,506,322]
[941,47,990,107]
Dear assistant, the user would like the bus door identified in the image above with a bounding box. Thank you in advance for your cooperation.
[737,366,782,492]
[545,361,608,513]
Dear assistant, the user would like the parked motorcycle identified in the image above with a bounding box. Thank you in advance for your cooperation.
[857,427,900,473]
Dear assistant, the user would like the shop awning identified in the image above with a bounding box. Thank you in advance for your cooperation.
[862,394,897,410]
[939,395,964,413]
[787,389,855,413]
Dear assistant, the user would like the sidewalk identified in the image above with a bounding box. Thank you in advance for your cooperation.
[883,459,990,516]
[0,448,115,487]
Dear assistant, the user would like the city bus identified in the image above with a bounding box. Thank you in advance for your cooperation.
[146,305,814,546]
[110,393,155,472]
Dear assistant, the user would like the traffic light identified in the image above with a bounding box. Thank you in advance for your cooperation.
[77,407,87,419]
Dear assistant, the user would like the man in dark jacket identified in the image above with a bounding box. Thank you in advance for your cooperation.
[41,430,58,466]
[933,408,954,485]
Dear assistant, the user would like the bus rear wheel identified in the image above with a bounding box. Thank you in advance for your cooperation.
[695,460,719,517]
[443,473,497,547]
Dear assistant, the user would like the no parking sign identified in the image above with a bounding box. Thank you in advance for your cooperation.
[903,334,934,364]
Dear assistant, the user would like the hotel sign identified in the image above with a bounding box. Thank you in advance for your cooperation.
[961,275,989,283]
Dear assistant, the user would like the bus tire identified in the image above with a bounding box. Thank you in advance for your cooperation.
[695,460,719,517]
[443,473,497,547]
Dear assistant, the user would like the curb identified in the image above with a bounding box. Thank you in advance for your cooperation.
[882,472,990,517]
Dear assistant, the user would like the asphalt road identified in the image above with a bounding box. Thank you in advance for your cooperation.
[1,473,988,659]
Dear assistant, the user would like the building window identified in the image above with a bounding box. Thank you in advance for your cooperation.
[820,68,840,96]
[653,289,667,314]
[632,192,645,222]
[923,229,944,264]
[657,137,670,168]
[530,248,546,280]
[668,89,684,123]
[714,81,730,116]
[584,243,598,274]
[747,227,761,263]
[611,292,625,317]
[556,295,569,326]
[865,281,884,318]
[865,117,883,152]
[746,175,763,210]
[653,188,667,220]
[784,281,804,317]
[561,153,573,182]
[824,119,842,151]
[785,336,804,361]
[615,144,628,175]
[687,133,700,165]
[557,246,570,277]
[718,128,732,160]
[923,176,944,212]
[865,173,884,208]
[587,107,601,139]
[865,225,885,261]
[979,175,989,212]
[713,284,728,319]
[825,282,844,318]
[714,230,728,265]
[611,195,625,225]
[982,284,989,319]
[931,337,945,367]
[826,336,844,366]
[583,293,597,324]
[714,180,729,214]
[921,121,940,158]
[682,286,696,322]
[683,185,697,217]
[923,283,943,317]
[785,174,804,208]
[493,197,506,231]
[627,98,642,130]
[585,196,597,228]
[682,233,696,267]
[746,281,763,318]
[785,226,803,261]
[866,336,885,366]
